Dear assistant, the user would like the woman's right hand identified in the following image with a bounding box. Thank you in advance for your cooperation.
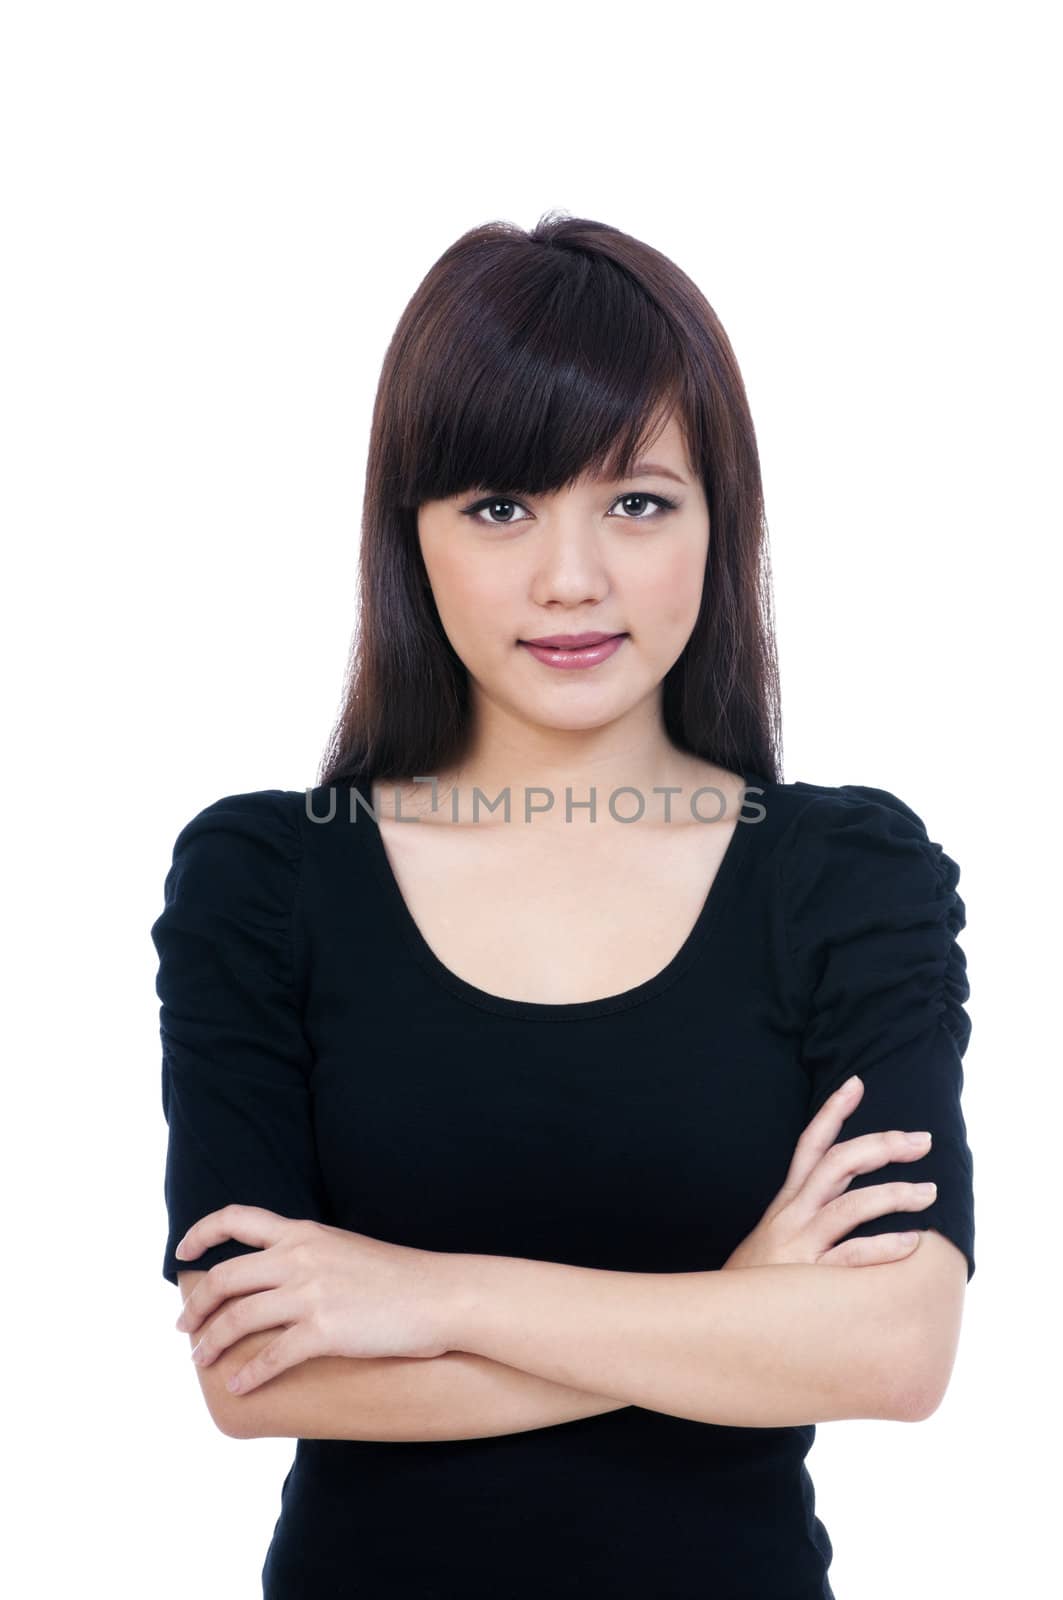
[721,1075,937,1270]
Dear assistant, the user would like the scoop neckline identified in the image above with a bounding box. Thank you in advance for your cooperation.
[353,767,773,1022]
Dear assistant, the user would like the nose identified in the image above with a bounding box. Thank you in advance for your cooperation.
[527,520,613,608]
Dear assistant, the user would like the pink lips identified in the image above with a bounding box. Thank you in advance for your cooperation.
[519,633,627,670]
[525,632,620,648]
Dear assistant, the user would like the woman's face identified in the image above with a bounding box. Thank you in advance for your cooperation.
[416,410,709,735]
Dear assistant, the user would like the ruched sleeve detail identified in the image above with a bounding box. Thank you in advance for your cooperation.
[150,790,331,1286]
[781,784,976,1281]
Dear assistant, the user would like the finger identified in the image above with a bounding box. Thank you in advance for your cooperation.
[225,1323,317,1396]
[814,1176,938,1250]
[177,1251,282,1336]
[796,1127,934,1219]
[780,1075,865,1195]
[174,1203,283,1265]
[818,1230,924,1267]
[190,1289,298,1369]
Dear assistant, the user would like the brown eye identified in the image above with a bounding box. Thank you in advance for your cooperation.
[460,491,679,527]
[461,497,532,526]
[615,493,678,520]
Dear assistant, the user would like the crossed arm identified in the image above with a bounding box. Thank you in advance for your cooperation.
[178,1270,628,1441]
[179,1228,965,1441]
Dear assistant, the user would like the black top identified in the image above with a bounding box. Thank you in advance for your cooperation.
[151,770,975,1600]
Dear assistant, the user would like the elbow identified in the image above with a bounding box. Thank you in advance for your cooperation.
[214,1401,258,1440]
[890,1382,947,1424]
[197,1370,261,1440]
[879,1329,953,1423]
[893,1367,951,1423]
[210,1371,273,1439]
[880,1229,968,1422]
[195,1336,288,1439]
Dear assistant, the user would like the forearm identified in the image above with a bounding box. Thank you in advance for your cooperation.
[217,1327,629,1441]
[440,1255,920,1428]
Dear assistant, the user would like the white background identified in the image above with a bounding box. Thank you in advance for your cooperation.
[4,1,1056,1594]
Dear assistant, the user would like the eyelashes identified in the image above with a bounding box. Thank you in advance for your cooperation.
[459,491,680,528]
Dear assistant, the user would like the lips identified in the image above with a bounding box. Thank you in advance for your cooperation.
[522,632,624,648]
[519,633,628,670]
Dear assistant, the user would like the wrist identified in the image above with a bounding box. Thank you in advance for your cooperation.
[432,1249,493,1354]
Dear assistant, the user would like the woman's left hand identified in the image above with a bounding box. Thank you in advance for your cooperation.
[173,1205,462,1394]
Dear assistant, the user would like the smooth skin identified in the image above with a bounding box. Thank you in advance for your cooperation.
[172,403,966,1437]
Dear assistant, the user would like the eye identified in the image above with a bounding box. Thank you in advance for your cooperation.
[460,496,533,526]
[459,491,679,526]
[612,492,679,521]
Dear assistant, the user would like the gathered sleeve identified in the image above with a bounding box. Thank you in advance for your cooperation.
[150,790,331,1287]
[780,784,976,1281]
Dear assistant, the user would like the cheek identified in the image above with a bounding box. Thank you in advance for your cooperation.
[429,550,496,612]
[628,544,706,629]
[427,554,517,653]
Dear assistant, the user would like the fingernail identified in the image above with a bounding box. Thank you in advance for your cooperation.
[915,1182,937,1197]
[844,1075,861,1091]
[906,1131,932,1146]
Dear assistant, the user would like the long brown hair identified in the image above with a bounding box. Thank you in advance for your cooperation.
[318,211,782,788]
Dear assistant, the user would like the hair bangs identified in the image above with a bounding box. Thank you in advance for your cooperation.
[392,245,691,509]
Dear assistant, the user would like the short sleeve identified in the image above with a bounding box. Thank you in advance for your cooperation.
[781,785,976,1281]
[150,790,331,1287]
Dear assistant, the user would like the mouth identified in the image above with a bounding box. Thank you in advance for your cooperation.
[518,633,628,670]
[523,632,623,649]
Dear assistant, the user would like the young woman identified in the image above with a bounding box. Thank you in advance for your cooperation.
[153,212,975,1599]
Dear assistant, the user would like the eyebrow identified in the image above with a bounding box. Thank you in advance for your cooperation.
[595,460,688,485]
